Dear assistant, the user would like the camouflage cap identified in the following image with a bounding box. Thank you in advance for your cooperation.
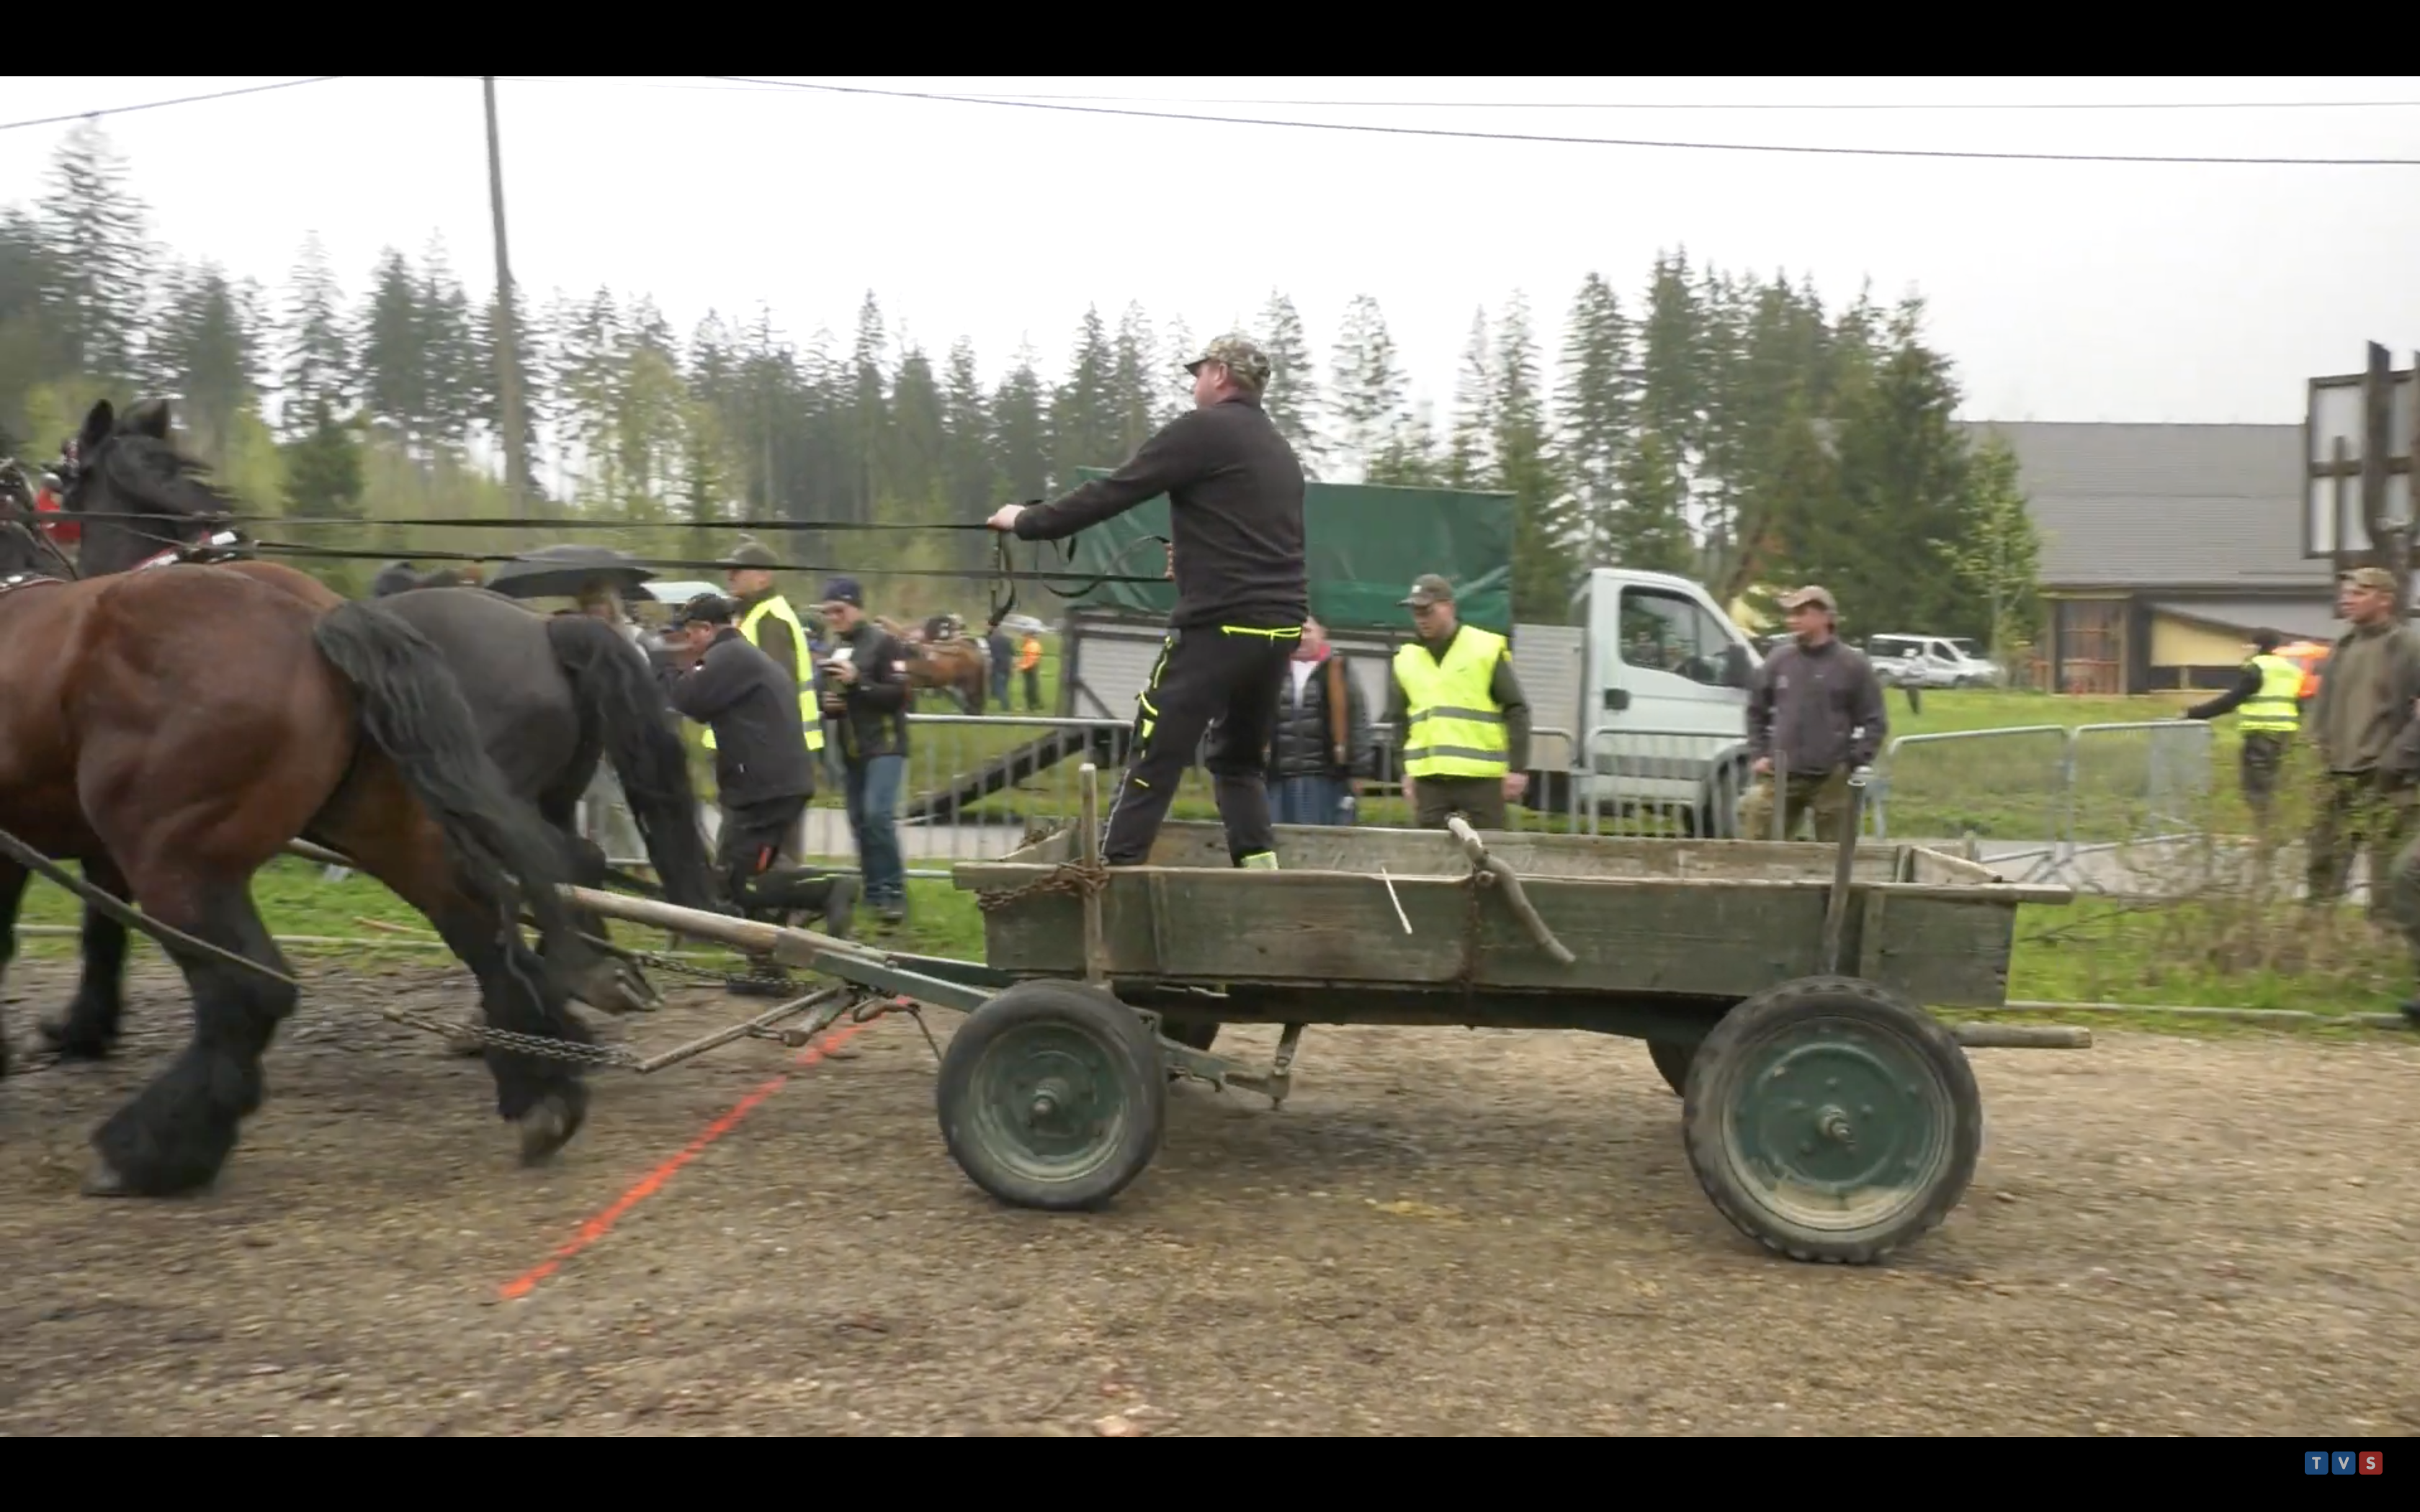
[1778,585,1837,613]
[1184,334,1273,390]
[721,536,780,570]
[2341,565,2398,593]
[1399,573,1456,608]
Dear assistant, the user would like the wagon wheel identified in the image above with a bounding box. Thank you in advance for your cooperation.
[936,979,1166,1211]
[1646,1038,1695,1096]
[1680,974,1981,1265]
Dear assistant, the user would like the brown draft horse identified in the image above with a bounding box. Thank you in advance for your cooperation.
[877,614,989,714]
[0,420,601,1198]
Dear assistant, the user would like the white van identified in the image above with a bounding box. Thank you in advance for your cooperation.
[1515,567,1765,837]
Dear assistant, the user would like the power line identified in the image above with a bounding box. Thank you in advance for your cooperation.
[851,90,2420,113]
[496,77,2420,112]
[0,77,341,135]
[707,76,2420,166]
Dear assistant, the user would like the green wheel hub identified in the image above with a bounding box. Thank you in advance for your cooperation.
[965,1024,1137,1185]
[1720,1016,1952,1233]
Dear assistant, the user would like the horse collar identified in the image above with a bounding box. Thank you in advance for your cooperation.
[133,528,247,572]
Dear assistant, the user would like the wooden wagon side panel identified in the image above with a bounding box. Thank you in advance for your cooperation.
[1853,890,2020,1007]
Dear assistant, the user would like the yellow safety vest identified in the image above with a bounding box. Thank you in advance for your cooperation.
[1393,626,1512,779]
[2239,652,2303,734]
[703,595,824,753]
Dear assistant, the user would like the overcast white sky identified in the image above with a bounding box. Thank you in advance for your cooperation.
[4,75,2417,431]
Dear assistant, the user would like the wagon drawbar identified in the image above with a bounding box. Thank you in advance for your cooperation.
[501,762,2085,1266]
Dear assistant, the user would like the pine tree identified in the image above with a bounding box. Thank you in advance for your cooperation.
[281,233,352,437]
[42,121,152,387]
[357,249,426,454]
[1329,293,1409,482]
[1557,272,1632,564]
[990,339,1050,500]
[1159,316,1196,425]
[1110,302,1158,456]
[1255,289,1323,477]
[1446,308,1494,489]
[1492,291,1576,618]
[1049,306,1118,485]
[417,235,478,449]
[1951,434,2043,662]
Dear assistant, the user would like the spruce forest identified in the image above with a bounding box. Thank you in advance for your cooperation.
[0,122,2040,651]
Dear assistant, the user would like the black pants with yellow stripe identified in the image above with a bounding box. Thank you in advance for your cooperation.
[1102,623,1299,865]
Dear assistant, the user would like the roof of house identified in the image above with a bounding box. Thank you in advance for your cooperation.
[2146,597,2344,644]
[1956,420,2324,593]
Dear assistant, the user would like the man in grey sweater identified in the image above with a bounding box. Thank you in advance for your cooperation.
[1742,585,1887,842]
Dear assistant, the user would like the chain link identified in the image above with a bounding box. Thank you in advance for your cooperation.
[974,860,1114,914]
[385,1007,645,1068]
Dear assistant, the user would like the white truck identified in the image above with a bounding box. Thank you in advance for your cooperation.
[1053,565,1768,837]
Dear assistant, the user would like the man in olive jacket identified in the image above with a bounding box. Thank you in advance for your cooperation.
[2308,567,2420,932]
[1742,585,1886,842]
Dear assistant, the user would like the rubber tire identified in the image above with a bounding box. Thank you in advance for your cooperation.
[1682,974,1981,1265]
[936,979,1166,1212]
[1646,1038,1694,1097]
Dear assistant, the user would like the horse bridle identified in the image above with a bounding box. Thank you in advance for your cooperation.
[33,444,251,578]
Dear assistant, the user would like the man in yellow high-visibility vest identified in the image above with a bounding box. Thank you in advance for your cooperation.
[714,537,824,863]
[2184,626,2303,824]
[1386,574,1531,831]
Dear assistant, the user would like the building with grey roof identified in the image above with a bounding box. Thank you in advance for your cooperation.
[1955,421,2334,696]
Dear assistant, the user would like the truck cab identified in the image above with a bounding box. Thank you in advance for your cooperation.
[1515,567,1763,836]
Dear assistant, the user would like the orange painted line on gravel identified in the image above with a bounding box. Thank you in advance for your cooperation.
[499,1020,876,1300]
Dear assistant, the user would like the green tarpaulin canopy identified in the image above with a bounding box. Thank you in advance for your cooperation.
[1047,470,1515,634]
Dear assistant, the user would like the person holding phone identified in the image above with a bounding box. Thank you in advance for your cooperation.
[817,577,914,927]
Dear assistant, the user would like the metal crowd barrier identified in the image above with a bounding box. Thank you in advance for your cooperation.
[565,711,2215,895]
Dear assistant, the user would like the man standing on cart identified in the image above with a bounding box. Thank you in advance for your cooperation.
[986,335,1308,870]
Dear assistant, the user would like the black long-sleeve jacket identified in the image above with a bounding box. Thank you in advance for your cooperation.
[660,627,816,806]
[1011,394,1307,631]
[823,618,912,762]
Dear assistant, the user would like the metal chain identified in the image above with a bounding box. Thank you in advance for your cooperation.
[975,860,1113,914]
[383,1006,645,1068]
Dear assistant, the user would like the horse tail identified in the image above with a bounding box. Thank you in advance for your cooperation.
[544,614,721,913]
[310,599,583,966]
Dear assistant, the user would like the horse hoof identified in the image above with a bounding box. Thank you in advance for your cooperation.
[516,1092,586,1166]
[81,1160,134,1197]
[36,1017,113,1060]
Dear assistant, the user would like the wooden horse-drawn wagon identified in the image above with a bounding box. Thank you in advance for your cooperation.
[504,766,2083,1266]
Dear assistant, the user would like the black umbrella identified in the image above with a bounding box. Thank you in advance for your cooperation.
[484,544,658,600]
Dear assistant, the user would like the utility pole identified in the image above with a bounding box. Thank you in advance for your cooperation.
[483,77,532,519]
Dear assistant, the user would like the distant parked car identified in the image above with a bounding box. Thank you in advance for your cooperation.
[1866,634,2004,690]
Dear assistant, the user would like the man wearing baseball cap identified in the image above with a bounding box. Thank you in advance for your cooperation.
[1385,573,1532,830]
[713,536,826,863]
[984,333,1307,870]
[1742,585,1887,842]
[659,592,856,957]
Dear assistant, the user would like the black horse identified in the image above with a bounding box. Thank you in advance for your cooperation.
[3,397,729,1061]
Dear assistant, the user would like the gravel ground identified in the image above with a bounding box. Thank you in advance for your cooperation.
[2,955,2416,1438]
